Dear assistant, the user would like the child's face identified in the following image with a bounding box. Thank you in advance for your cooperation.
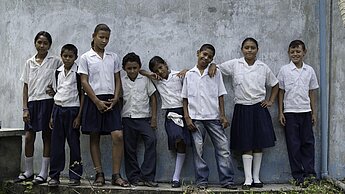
[93,30,110,50]
[241,40,258,61]
[124,61,140,81]
[152,63,169,79]
[288,45,306,65]
[61,50,77,69]
[197,48,214,68]
[35,35,51,54]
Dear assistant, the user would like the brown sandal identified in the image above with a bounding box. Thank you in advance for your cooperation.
[111,174,130,187]
[93,172,105,186]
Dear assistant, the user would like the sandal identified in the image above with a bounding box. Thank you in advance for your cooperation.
[32,175,47,185]
[93,172,105,186]
[13,173,34,183]
[111,174,130,187]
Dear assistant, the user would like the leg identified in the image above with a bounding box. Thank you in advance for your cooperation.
[205,120,235,187]
[33,129,51,184]
[172,140,186,182]
[300,113,316,177]
[284,113,304,182]
[252,149,263,185]
[90,132,105,185]
[67,121,82,181]
[191,120,209,187]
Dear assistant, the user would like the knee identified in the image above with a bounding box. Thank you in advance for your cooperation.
[112,131,124,143]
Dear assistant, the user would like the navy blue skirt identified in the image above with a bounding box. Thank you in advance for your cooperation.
[25,99,54,132]
[81,94,122,135]
[165,108,191,150]
[230,103,276,151]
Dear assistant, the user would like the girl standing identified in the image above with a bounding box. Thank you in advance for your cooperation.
[15,31,62,185]
[210,38,278,189]
[78,24,129,187]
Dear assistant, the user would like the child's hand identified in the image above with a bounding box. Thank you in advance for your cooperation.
[149,73,162,80]
[311,113,317,126]
[220,116,229,129]
[208,63,217,78]
[96,100,112,113]
[185,116,197,132]
[150,117,157,129]
[279,113,286,126]
[106,97,119,111]
[23,110,30,123]
[261,100,273,108]
[46,84,55,97]
[49,117,53,130]
[177,69,188,78]
[73,116,81,129]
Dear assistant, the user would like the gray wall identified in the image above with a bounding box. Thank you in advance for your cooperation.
[1,0,337,183]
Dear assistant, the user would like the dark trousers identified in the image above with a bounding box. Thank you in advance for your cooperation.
[123,118,157,183]
[284,112,316,182]
[49,105,82,180]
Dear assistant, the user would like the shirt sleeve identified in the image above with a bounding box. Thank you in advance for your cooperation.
[217,71,227,96]
[265,66,279,87]
[147,78,157,96]
[77,54,88,75]
[181,73,189,98]
[218,59,236,76]
[20,60,30,83]
[113,54,121,73]
[277,68,285,90]
[309,68,319,90]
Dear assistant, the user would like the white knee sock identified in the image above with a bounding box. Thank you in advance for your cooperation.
[37,157,50,180]
[22,156,33,178]
[172,153,185,181]
[242,154,253,185]
[253,152,263,183]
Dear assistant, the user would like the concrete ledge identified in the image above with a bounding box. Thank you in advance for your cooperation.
[2,180,302,194]
[0,128,24,180]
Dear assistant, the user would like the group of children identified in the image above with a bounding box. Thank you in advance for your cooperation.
[14,23,319,190]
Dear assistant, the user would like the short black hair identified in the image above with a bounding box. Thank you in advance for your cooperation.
[61,44,78,57]
[122,52,142,69]
[289,40,306,51]
[199,44,216,56]
[149,56,166,72]
[241,37,258,49]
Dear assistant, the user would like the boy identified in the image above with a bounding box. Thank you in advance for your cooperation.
[121,52,158,187]
[48,44,83,187]
[277,40,319,187]
[181,44,236,190]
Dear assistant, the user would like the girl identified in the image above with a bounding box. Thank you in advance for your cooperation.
[210,38,278,189]
[78,24,129,187]
[144,56,191,188]
[15,31,62,185]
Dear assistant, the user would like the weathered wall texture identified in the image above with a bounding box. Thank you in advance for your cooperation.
[328,1,345,179]
[0,0,330,183]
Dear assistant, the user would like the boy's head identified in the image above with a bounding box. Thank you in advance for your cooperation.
[149,56,169,79]
[122,52,141,81]
[288,40,306,66]
[61,44,78,68]
[197,44,215,69]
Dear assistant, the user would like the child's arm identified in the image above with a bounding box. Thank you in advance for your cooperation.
[309,89,317,126]
[80,74,111,113]
[73,89,85,129]
[261,84,279,108]
[140,69,162,80]
[183,98,197,132]
[150,92,158,129]
[278,89,286,126]
[208,63,218,78]
[107,72,122,111]
[218,95,229,129]
[23,83,30,123]
[176,69,189,78]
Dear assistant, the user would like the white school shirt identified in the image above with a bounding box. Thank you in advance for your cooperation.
[78,49,121,95]
[153,70,183,109]
[53,63,80,107]
[218,57,278,105]
[181,65,227,120]
[277,61,319,113]
[121,74,156,118]
[20,53,62,102]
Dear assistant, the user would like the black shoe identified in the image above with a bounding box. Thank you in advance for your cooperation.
[242,184,251,190]
[48,179,60,187]
[13,174,34,183]
[68,179,81,186]
[197,184,208,190]
[171,180,181,188]
[222,183,237,190]
[251,182,263,188]
[143,180,159,187]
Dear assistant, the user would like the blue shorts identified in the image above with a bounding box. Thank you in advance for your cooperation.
[165,108,191,150]
[24,99,54,132]
[81,94,122,135]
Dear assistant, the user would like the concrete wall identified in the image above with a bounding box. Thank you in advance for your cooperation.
[0,0,328,183]
[328,0,345,179]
